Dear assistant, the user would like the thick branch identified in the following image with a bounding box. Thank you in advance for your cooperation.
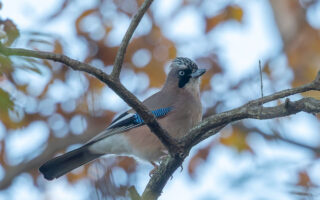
[141,72,320,199]
[184,72,320,147]
[142,155,185,200]
[142,97,320,199]
[111,0,154,78]
[104,81,181,153]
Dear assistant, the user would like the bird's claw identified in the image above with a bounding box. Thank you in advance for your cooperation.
[179,165,183,172]
[149,161,158,177]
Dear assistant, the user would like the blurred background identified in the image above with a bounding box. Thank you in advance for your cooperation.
[0,0,320,199]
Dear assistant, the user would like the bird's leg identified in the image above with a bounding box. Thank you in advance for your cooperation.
[150,161,158,168]
[149,149,170,177]
[149,161,159,177]
[161,145,184,172]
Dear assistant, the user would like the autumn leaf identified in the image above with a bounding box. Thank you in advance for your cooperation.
[296,170,317,189]
[54,39,63,54]
[219,128,253,153]
[297,171,311,187]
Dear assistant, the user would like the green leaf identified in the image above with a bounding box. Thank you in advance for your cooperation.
[0,88,14,113]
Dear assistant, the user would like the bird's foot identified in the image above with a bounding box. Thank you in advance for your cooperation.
[179,165,183,172]
[149,161,159,177]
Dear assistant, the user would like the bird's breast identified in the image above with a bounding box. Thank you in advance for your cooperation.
[124,98,202,162]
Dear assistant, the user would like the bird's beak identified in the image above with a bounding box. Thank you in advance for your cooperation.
[191,68,206,78]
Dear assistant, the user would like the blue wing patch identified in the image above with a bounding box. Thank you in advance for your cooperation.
[86,107,173,145]
[134,107,172,124]
[109,107,172,129]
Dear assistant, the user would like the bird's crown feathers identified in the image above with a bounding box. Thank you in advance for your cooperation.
[172,57,198,72]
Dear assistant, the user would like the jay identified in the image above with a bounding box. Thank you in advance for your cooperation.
[39,57,206,180]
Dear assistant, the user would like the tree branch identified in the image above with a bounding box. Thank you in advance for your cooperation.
[0,2,182,156]
[111,0,154,78]
[0,44,182,156]
[0,0,186,180]
[2,39,320,198]
[141,72,320,199]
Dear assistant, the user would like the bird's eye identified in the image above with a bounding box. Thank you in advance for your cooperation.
[178,70,185,76]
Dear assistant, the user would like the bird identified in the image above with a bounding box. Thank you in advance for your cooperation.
[39,57,206,180]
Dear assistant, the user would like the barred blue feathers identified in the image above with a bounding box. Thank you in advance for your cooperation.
[134,107,172,124]
[108,107,172,130]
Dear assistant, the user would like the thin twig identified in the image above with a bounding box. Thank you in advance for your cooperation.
[259,60,264,100]
[259,60,264,117]
[246,81,317,106]
[111,0,154,78]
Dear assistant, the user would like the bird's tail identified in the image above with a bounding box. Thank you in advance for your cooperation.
[39,145,101,180]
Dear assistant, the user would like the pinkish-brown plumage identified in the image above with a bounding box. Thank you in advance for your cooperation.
[124,78,203,161]
[39,57,206,180]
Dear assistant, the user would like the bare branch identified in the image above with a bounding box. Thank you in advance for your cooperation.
[258,60,264,116]
[111,0,154,78]
[0,43,113,83]
[183,71,320,148]
[244,71,320,106]
[0,46,179,156]
[259,60,264,100]
[0,0,182,156]
[141,72,320,199]
[142,155,184,200]
[186,97,320,147]
[103,81,181,154]
[142,97,320,199]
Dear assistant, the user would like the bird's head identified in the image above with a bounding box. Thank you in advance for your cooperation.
[165,57,206,90]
